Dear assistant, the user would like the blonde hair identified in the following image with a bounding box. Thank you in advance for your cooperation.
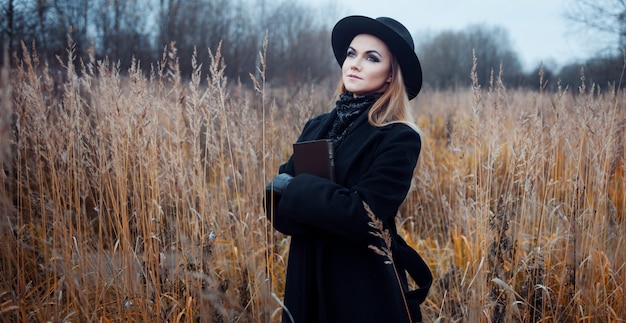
[336,57,421,133]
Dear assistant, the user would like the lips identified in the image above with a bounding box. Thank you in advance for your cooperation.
[346,74,362,80]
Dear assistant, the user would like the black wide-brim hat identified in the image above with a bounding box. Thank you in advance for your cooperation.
[332,15,422,100]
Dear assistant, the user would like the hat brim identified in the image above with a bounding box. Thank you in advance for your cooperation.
[332,16,422,100]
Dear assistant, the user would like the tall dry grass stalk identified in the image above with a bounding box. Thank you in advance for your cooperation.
[0,40,322,322]
[0,41,624,322]
[403,55,625,322]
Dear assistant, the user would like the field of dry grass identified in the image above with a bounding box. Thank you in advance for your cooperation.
[0,42,624,322]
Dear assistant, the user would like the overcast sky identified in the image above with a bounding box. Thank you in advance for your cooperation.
[303,0,611,71]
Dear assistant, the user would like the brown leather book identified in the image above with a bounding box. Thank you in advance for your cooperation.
[293,139,335,181]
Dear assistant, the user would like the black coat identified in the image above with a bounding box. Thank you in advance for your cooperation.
[268,106,431,323]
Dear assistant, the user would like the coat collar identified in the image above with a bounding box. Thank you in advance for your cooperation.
[313,107,372,143]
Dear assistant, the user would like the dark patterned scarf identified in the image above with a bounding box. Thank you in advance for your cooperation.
[327,92,381,144]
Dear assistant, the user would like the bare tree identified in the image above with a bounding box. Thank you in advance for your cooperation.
[49,0,90,55]
[93,0,153,67]
[466,25,523,86]
[1,1,42,54]
[0,1,66,63]
[416,30,470,89]
[2,0,337,86]
[0,0,14,55]
[562,0,626,90]
[155,0,236,76]
[566,0,626,52]
[249,0,334,87]
[417,25,523,90]
[226,0,264,80]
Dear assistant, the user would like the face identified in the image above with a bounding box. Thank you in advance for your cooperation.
[342,34,393,97]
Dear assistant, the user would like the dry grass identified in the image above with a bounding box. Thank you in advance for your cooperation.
[0,42,624,322]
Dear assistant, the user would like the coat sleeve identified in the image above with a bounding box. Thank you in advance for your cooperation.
[265,116,326,236]
[265,157,320,236]
[276,126,421,243]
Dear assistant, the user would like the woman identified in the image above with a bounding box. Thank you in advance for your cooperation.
[266,15,432,323]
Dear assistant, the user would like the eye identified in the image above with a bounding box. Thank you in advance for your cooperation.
[346,49,356,58]
[367,55,380,62]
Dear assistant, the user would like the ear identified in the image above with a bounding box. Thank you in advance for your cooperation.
[386,74,393,83]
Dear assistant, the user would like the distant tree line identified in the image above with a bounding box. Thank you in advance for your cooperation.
[416,25,526,90]
[1,0,623,91]
[0,0,338,88]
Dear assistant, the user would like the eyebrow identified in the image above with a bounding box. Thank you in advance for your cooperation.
[348,46,383,58]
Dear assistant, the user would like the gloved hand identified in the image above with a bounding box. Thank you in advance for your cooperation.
[265,173,294,196]
[265,173,310,235]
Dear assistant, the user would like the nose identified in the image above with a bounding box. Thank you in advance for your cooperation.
[350,60,361,71]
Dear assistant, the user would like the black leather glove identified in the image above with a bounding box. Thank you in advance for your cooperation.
[265,173,293,196]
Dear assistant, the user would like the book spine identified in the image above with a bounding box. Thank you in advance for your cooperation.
[328,141,335,182]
